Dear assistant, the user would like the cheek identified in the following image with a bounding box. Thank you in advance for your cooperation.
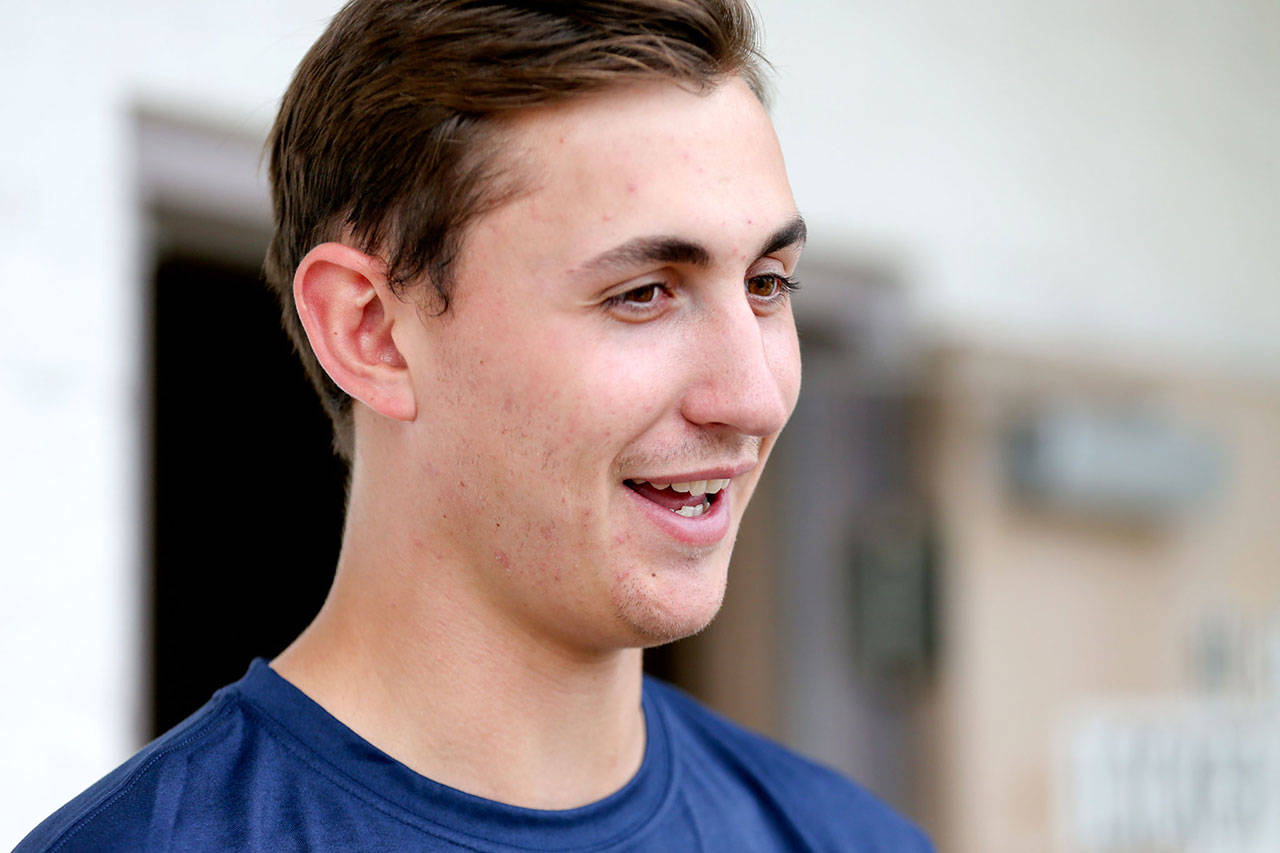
[553,341,669,436]
[455,334,661,489]
[437,307,676,487]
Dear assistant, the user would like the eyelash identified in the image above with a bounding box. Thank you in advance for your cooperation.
[604,273,801,315]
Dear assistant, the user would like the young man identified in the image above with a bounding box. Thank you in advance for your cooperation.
[21,1,932,849]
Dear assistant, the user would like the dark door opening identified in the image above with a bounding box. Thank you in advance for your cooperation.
[149,253,347,736]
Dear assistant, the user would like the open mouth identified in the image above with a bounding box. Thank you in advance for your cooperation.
[623,478,730,518]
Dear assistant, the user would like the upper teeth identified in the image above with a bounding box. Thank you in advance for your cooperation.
[631,478,730,496]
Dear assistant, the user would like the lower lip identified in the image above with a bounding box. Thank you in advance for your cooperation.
[623,484,732,547]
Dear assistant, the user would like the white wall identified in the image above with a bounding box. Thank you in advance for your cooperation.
[1,3,335,845]
[2,0,1276,845]
[759,0,1280,378]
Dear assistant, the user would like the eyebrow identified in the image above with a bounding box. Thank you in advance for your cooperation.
[759,215,807,258]
[581,214,807,274]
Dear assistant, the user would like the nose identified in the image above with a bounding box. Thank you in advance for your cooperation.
[678,290,800,437]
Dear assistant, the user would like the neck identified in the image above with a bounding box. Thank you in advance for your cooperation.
[271,459,647,810]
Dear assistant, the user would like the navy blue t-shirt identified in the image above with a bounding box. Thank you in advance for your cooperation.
[19,660,933,851]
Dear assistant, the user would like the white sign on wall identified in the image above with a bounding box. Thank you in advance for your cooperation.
[1063,702,1280,852]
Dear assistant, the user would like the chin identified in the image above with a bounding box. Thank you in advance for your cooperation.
[608,552,730,648]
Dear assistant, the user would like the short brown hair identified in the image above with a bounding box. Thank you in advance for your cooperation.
[264,0,767,460]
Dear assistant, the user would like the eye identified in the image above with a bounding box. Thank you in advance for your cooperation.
[602,281,674,319]
[620,284,662,304]
[746,272,800,301]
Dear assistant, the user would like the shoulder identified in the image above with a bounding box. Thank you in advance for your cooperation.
[16,686,257,852]
[644,677,935,852]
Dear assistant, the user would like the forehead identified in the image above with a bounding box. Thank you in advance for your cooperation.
[463,77,797,278]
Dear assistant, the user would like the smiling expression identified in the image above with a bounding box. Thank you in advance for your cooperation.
[390,77,803,653]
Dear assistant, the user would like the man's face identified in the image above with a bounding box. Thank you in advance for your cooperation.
[391,77,802,652]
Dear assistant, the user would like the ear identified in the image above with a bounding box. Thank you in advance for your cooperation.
[292,242,417,422]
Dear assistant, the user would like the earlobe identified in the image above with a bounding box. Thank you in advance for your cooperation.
[293,243,417,422]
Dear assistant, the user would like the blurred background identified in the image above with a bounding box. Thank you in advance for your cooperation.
[2,1,1277,850]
